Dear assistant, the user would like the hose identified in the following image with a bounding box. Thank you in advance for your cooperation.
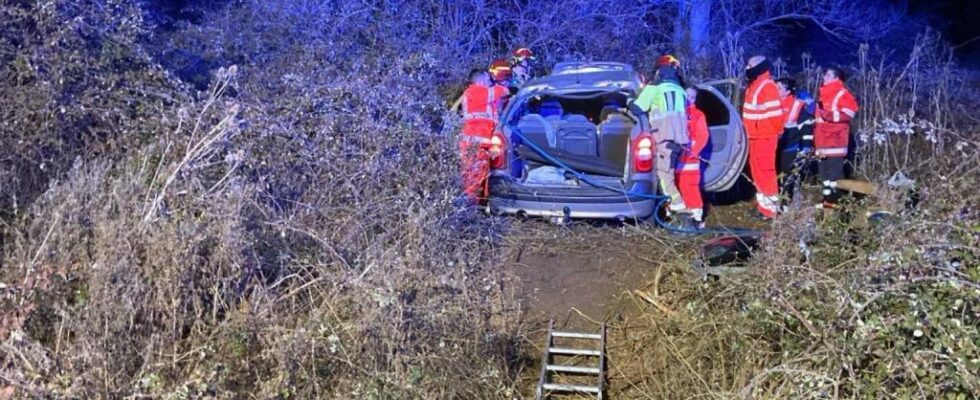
[507,127,755,235]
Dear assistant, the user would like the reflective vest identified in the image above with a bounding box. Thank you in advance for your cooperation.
[781,95,807,129]
[679,104,709,172]
[780,95,814,148]
[814,80,858,158]
[461,84,508,137]
[742,71,783,139]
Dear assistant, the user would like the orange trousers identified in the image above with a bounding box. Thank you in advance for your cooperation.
[676,170,702,210]
[459,138,490,201]
[748,137,779,217]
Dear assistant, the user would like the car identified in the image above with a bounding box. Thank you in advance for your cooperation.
[483,62,747,222]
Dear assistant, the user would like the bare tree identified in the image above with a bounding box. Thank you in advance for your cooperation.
[673,0,905,61]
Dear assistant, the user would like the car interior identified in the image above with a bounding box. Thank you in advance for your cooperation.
[505,85,743,190]
[514,93,635,174]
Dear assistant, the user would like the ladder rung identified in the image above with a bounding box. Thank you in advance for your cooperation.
[542,383,600,394]
[549,347,601,356]
[546,364,601,374]
[551,331,602,340]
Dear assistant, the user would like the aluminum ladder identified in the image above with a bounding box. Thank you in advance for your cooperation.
[535,319,606,399]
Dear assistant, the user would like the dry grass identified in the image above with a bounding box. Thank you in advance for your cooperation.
[1,1,976,399]
[606,39,979,399]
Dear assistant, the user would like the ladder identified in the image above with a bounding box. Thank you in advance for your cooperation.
[535,319,606,400]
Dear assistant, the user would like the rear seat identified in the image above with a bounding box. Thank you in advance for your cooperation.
[556,114,597,156]
[516,114,556,148]
[598,113,633,167]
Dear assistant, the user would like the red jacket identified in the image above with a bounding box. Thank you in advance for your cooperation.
[814,80,858,157]
[461,84,508,137]
[679,104,709,171]
[742,71,783,139]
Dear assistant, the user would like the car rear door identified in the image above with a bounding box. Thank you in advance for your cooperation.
[694,80,747,192]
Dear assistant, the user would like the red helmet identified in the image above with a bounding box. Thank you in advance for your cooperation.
[489,59,512,80]
[656,54,680,68]
[512,47,535,61]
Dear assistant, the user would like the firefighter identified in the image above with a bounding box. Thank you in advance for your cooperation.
[676,87,709,229]
[742,56,783,219]
[457,68,509,204]
[489,59,515,95]
[775,77,815,207]
[629,55,689,214]
[509,47,536,89]
[814,66,859,208]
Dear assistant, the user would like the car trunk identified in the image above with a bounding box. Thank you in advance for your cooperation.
[509,92,636,183]
[507,84,745,193]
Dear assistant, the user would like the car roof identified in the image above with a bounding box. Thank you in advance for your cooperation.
[518,69,640,96]
[551,61,634,75]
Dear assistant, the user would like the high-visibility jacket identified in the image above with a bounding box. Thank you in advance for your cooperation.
[814,80,858,158]
[742,71,783,139]
[678,104,709,172]
[461,84,509,137]
[632,80,688,144]
[780,95,814,149]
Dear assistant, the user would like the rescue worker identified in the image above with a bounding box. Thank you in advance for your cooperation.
[489,59,515,95]
[629,55,689,214]
[509,47,536,89]
[457,68,509,204]
[741,56,783,219]
[775,77,815,207]
[814,66,858,208]
[676,87,710,229]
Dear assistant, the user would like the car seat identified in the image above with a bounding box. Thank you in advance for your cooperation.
[516,114,556,148]
[599,113,633,168]
[556,114,597,156]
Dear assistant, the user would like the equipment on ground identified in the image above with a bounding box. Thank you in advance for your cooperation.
[535,319,606,399]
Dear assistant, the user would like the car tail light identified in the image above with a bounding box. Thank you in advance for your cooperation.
[489,132,507,169]
[633,134,653,172]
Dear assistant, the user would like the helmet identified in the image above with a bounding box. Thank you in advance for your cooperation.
[656,54,681,68]
[489,59,512,80]
[512,47,535,61]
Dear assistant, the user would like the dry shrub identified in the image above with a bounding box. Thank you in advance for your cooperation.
[611,39,979,399]
[1,1,529,398]
[0,1,186,223]
[613,154,977,398]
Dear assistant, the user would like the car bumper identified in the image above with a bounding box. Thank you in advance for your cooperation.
[487,176,656,219]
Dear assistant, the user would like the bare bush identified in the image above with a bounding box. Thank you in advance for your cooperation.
[1,1,529,398]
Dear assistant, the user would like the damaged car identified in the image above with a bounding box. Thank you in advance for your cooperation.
[485,62,748,221]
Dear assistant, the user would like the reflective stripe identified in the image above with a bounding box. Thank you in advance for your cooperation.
[832,111,840,122]
[744,79,783,123]
[757,195,780,213]
[460,135,492,145]
[785,119,815,129]
[822,189,832,195]
[463,112,494,120]
[784,99,804,127]
[744,110,784,120]
[679,163,699,171]
[743,100,781,111]
[802,135,814,140]
[841,108,856,118]
[487,86,495,117]
[816,147,848,156]
[830,89,846,111]
[823,180,838,188]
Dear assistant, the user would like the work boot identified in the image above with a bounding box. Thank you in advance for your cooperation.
[746,208,773,221]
